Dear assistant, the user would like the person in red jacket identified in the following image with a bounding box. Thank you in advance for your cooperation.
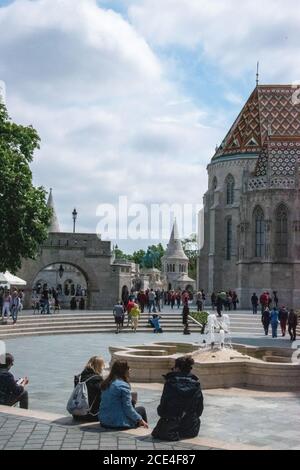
[126,298,135,326]
[137,290,147,313]
[260,292,268,315]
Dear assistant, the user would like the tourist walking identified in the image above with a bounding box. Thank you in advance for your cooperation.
[126,297,135,326]
[232,292,239,311]
[152,356,204,441]
[273,291,279,309]
[137,290,146,313]
[182,303,190,335]
[260,292,269,315]
[196,292,203,312]
[2,290,11,323]
[130,303,140,333]
[10,291,21,324]
[211,292,216,310]
[113,302,125,334]
[69,356,105,422]
[176,291,181,309]
[278,306,289,337]
[0,353,29,409]
[201,290,206,308]
[251,293,259,315]
[270,308,279,338]
[170,291,176,310]
[99,361,148,430]
[148,289,156,314]
[216,293,223,318]
[288,310,298,342]
[262,308,271,336]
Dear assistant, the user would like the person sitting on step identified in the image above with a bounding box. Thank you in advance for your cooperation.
[0,353,29,409]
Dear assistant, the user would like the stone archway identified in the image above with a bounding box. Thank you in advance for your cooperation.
[32,262,89,310]
[17,233,119,310]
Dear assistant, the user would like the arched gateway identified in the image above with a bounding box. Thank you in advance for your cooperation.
[16,190,127,310]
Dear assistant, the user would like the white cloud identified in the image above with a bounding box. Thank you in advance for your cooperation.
[128,0,300,81]
[0,0,219,246]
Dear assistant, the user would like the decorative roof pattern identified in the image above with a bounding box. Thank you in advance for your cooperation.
[213,85,300,160]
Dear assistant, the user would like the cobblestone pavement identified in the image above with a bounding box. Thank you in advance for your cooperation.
[0,410,215,451]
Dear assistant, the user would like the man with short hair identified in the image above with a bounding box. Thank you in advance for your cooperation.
[113,302,125,334]
[0,353,29,409]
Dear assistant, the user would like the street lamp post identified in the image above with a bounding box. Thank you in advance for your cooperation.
[72,208,78,234]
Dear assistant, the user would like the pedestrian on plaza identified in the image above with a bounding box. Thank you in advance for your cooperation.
[261,307,271,336]
[270,308,279,338]
[196,292,203,312]
[113,302,125,334]
[126,297,135,326]
[149,314,163,334]
[273,291,279,309]
[251,293,259,315]
[152,356,204,441]
[130,303,141,333]
[0,353,29,409]
[32,292,40,314]
[201,290,206,308]
[155,290,162,313]
[170,291,176,310]
[232,292,239,311]
[288,310,298,342]
[211,292,216,310]
[216,293,223,318]
[2,290,11,323]
[278,306,289,337]
[70,296,77,310]
[176,291,181,309]
[79,297,85,311]
[71,356,105,422]
[137,290,146,313]
[99,361,148,430]
[182,304,191,335]
[148,289,157,314]
[260,292,269,315]
[10,291,21,325]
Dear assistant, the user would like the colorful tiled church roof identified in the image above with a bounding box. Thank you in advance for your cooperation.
[213,85,300,161]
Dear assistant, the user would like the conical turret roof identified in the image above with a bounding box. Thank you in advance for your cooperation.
[47,188,60,233]
[164,220,188,260]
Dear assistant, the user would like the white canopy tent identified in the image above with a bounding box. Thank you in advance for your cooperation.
[0,272,27,288]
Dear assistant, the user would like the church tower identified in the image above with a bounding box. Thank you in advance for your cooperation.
[162,221,195,291]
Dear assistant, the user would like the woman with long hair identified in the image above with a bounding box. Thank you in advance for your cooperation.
[73,356,105,422]
[99,360,148,429]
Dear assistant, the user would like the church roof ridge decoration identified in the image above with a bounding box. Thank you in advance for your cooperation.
[212,85,300,161]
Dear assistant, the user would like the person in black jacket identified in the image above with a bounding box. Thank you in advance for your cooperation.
[73,356,105,422]
[152,356,204,441]
[0,353,29,408]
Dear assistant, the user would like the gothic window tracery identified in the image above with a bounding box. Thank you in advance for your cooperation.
[226,174,235,205]
[275,204,288,258]
[254,207,265,258]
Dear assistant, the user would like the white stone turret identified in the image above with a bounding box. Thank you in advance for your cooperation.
[47,188,61,233]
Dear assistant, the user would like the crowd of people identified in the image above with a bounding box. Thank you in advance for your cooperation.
[0,352,204,442]
[0,288,24,325]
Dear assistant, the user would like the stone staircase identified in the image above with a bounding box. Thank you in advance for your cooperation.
[0,310,266,340]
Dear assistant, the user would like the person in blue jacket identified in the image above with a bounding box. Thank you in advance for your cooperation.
[270,308,279,338]
[99,360,148,430]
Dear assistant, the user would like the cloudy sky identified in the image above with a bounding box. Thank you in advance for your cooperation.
[0,0,298,251]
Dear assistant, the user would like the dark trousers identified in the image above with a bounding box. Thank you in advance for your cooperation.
[289,325,296,341]
[12,390,29,409]
[280,320,287,336]
[252,304,258,314]
[136,406,147,423]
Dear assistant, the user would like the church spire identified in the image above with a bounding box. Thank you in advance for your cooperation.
[47,188,61,233]
[165,220,188,260]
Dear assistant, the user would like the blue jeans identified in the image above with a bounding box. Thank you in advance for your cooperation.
[11,306,19,323]
[148,300,156,313]
[271,323,278,338]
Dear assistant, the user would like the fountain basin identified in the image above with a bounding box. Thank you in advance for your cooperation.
[109,342,300,391]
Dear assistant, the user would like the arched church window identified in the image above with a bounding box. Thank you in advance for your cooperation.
[254,207,265,258]
[276,204,288,258]
[226,218,233,260]
[212,177,218,191]
[226,175,235,205]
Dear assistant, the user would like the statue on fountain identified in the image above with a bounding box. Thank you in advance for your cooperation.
[205,313,231,349]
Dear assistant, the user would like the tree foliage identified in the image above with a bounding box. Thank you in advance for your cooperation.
[182,233,198,280]
[0,104,52,273]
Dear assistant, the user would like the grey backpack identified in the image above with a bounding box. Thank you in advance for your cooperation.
[66,375,97,417]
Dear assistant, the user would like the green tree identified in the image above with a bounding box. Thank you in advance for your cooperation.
[182,234,198,280]
[114,247,133,261]
[132,249,146,266]
[0,104,52,273]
